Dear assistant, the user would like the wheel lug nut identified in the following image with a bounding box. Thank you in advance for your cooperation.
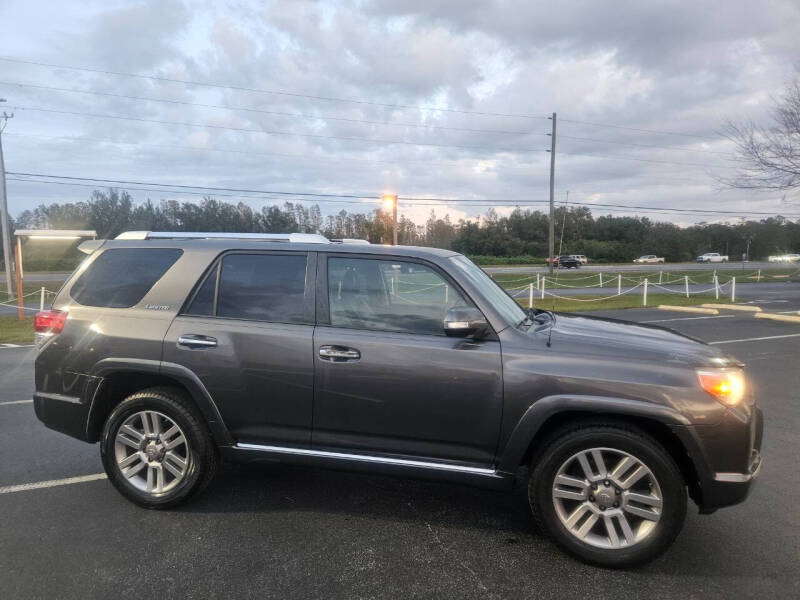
[604,480,610,486]
[599,505,606,511]
[613,502,619,508]
[615,488,621,495]
[589,495,595,502]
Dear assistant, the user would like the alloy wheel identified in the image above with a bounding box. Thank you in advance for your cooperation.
[113,410,190,495]
[551,447,663,549]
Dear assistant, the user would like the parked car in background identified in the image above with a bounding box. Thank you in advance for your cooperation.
[554,255,581,269]
[570,254,588,265]
[696,253,728,263]
[634,255,665,264]
[768,254,800,262]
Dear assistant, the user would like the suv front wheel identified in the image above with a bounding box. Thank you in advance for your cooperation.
[529,422,686,568]
[100,387,217,509]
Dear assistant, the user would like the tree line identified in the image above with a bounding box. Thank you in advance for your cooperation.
[5,189,800,268]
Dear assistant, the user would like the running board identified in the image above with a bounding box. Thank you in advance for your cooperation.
[234,443,497,476]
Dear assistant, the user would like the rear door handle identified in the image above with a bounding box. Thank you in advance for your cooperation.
[177,334,218,349]
[319,345,361,361]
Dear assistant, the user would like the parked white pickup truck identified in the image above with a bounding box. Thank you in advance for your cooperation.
[634,254,665,263]
[696,252,728,263]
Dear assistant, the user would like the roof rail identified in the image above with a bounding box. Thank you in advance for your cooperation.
[330,238,370,245]
[115,231,330,243]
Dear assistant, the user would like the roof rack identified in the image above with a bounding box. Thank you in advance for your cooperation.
[115,231,330,244]
[330,238,370,245]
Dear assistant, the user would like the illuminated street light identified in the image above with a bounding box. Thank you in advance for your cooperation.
[381,193,398,245]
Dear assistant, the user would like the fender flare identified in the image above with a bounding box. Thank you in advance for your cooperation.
[86,358,234,446]
[496,394,707,475]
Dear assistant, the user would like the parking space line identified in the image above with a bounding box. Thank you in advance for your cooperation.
[0,399,33,406]
[709,333,800,345]
[0,344,35,349]
[641,315,735,323]
[0,473,107,495]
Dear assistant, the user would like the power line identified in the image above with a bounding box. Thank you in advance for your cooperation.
[0,80,533,136]
[557,133,735,156]
[0,56,551,121]
[11,105,544,154]
[0,56,727,142]
[10,105,738,169]
[4,131,725,184]
[11,176,790,217]
[8,171,795,217]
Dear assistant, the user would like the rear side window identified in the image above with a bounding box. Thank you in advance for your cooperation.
[70,248,183,308]
[185,253,308,323]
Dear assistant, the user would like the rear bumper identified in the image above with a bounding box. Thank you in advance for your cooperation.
[33,392,91,442]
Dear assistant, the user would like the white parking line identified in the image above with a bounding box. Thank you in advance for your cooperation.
[709,333,800,345]
[642,315,736,323]
[0,399,33,406]
[0,344,35,349]
[0,473,107,495]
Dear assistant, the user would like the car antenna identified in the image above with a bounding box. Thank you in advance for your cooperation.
[547,192,570,347]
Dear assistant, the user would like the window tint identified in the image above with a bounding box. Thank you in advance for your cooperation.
[216,253,307,322]
[70,248,182,308]
[185,265,217,316]
[327,257,470,335]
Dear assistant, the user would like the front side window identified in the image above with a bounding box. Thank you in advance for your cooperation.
[186,253,308,323]
[449,254,525,328]
[70,248,183,308]
[327,257,471,335]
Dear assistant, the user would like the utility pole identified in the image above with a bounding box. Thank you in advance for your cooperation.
[0,100,14,299]
[548,112,557,275]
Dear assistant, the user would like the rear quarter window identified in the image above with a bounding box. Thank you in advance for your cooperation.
[69,248,183,308]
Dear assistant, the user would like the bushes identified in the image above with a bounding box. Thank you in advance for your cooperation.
[468,255,544,265]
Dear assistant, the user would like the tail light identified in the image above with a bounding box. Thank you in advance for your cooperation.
[34,310,68,336]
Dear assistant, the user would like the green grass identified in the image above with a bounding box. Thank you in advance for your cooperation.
[520,294,731,313]
[0,316,35,344]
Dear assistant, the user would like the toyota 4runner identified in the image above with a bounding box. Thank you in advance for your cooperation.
[33,231,762,568]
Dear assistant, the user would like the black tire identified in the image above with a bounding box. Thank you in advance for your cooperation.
[100,386,217,509]
[528,422,686,568]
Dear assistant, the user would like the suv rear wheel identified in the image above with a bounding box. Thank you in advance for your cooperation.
[100,387,217,509]
[529,423,686,568]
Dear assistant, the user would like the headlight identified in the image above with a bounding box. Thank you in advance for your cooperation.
[697,369,746,406]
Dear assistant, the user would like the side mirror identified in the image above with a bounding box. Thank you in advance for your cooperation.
[443,307,489,338]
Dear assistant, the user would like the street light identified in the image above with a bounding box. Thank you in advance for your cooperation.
[382,193,398,245]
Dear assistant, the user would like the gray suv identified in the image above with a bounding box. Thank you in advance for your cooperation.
[32,232,762,568]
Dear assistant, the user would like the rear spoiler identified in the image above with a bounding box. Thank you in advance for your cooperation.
[78,239,107,254]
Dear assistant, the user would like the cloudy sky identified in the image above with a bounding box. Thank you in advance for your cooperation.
[1,0,799,226]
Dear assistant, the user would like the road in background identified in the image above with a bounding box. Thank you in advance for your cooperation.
[1,306,798,598]
[485,260,792,274]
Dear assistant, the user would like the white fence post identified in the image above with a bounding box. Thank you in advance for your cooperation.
[731,277,736,303]
[40,287,45,311]
[659,271,663,284]
[528,283,534,309]
[445,285,449,303]
[536,272,540,290]
[541,277,545,299]
[684,275,689,298]
[599,272,603,288]
[643,278,648,306]
[714,275,719,300]
[757,269,761,282]
[617,274,622,296]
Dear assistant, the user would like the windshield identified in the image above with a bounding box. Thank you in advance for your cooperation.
[449,255,526,328]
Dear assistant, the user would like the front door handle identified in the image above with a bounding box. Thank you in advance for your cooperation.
[319,345,361,362]
[177,334,218,349]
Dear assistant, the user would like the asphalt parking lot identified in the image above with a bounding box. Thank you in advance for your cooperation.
[1,302,799,598]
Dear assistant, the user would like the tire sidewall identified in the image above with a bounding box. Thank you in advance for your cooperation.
[531,429,686,568]
[101,393,207,508]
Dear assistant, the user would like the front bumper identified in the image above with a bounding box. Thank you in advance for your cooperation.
[684,406,764,512]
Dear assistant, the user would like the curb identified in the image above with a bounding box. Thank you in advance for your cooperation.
[754,313,800,324]
[701,304,762,312]
[657,305,719,314]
